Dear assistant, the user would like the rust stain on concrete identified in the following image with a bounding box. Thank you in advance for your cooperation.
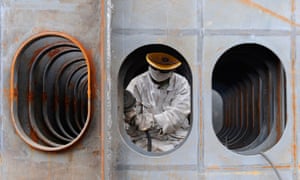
[240,0,300,27]
[208,166,239,171]
[29,127,39,143]
[99,0,107,179]
[208,165,291,171]
[86,47,96,140]
[208,165,221,169]
[234,171,261,175]
[261,165,291,169]
[291,0,296,13]
[3,88,10,101]
[92,150,100,156]
[290,28,297,171]
[207,170,262,176]
[234,171,261,176]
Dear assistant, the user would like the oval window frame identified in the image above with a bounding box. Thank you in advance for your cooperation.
[118,44,193,156]
[10,31,92,151]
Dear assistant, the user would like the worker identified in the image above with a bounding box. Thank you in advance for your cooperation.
[124,52,191,153]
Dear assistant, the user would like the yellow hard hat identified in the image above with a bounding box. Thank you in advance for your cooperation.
[146,52,182,71]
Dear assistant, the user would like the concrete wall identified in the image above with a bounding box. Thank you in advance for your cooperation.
[1,0,300,179]
[0,0,105,179]
[110,0,299,179]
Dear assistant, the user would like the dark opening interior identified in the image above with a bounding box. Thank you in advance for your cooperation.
[212,43,286,154]
[13,34,89,150]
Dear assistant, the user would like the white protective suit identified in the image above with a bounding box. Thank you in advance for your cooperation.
[126,68,191,152]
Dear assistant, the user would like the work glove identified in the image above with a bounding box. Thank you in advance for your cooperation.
[124,109,137,124]
[135,113,155,131]
[154,113,177,134]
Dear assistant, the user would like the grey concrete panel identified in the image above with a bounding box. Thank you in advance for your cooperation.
[0,3,2,180]
[114,170,197,180]
[203,35,292,167]
[296,36,300,169]
[205,169,293,180]
[0,0,102,179]
[204,0,292,30]
[110,33,199,168]
[1,0,299,179]
[295,0,300,28]
[111,0,198,30]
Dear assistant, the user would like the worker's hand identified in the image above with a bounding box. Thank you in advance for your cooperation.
[135,113,155,131]
[124,108,137,124]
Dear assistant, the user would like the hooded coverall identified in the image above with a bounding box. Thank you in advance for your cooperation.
[126,70,191,152]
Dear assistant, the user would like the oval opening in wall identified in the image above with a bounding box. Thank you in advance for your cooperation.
[212,43,286,155]
[11,32,91,151]
[118,44,192,156]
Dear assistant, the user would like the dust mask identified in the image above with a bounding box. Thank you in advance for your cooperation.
[149,66,172,82]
